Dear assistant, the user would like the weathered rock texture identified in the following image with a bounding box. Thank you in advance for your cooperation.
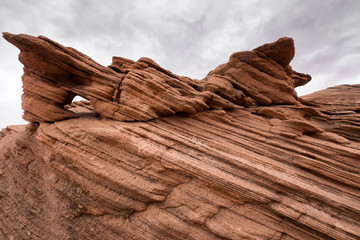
[1,34,360,240]
[3,33,310,122]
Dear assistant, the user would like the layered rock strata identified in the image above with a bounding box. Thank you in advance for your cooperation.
[0,34,359,239]
[3,33,310,122]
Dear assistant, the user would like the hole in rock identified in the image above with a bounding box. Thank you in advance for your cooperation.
[73,96,86,102]
[64,95,95,117]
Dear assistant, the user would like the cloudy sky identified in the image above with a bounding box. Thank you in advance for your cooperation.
[1,0,359,128]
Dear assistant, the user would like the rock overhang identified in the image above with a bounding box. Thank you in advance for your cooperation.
[3,32,311,123]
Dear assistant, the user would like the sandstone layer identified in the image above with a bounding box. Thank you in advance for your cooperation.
[0,34,359,239]
[3,33,310,122]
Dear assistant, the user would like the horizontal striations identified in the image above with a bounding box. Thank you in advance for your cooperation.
[4,33,310,123]
[3,86,360,239]
[1,33,360,239]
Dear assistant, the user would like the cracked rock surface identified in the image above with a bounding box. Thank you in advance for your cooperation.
[0,34,360,239]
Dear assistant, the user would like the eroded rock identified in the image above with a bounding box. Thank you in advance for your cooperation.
[1,34,359,240]
[3,33,310,122]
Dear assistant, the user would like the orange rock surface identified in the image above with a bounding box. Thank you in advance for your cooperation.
[0,33,359,239]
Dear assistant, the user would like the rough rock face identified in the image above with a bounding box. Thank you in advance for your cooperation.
[1,34,360,240]
[3,33,310,122]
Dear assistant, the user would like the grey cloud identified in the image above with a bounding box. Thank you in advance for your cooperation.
[1,0,359,128]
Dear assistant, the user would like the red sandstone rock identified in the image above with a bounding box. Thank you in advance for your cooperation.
[0,34,359,240]
[3,33,310,123]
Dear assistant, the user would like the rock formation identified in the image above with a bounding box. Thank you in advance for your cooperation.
[3,33,310,122]
[0,33,359,239]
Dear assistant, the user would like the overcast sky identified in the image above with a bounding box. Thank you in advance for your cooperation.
[1,0,359,128]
